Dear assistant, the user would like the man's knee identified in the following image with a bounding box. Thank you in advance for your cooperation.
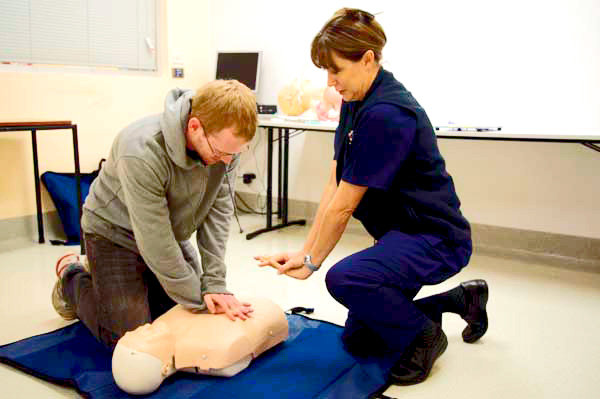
[100,295,151,336]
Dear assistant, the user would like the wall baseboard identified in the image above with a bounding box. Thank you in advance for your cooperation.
[0,211,66,243]
[236,192,600,273]
[4,195,598,273]
[472,224,600,273]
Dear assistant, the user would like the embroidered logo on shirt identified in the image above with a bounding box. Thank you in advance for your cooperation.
[348,130,354,144]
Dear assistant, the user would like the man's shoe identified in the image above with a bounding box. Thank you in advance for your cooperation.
[51,279,77,320]
[390,322,448,385]
[51,253,83,321]
[460,279,488,343]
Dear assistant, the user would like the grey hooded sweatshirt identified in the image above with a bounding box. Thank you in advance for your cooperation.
[81,88,238,310]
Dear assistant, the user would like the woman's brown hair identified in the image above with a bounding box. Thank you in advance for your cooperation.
[311,8,387,72]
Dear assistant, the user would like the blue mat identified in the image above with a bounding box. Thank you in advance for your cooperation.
[0,315,394,399]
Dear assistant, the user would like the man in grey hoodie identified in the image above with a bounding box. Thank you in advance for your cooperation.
[51,80,258,349]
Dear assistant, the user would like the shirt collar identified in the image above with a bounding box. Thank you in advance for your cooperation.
[360,66,385,104]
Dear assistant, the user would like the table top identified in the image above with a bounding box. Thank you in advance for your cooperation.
[0,121,72,127]
[0,121,76,133]
[258,116,600,142]
[259,116,337,131]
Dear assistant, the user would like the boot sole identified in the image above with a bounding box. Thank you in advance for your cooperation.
[392,331,448,386]
[462,279,488,343]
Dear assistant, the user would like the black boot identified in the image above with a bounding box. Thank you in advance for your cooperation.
[342,326,387,357]
[460,279,489,343]
[390,320,448,385]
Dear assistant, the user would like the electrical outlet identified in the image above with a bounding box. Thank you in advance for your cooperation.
[242,173,256,184]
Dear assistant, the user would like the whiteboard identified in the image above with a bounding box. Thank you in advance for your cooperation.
[211,0,600,136]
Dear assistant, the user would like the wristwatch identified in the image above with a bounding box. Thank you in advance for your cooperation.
[304,254,320,272]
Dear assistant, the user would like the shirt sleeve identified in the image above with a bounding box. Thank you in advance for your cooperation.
[116,156,205,310]
[340,104,416,190]
[195,158,238,296]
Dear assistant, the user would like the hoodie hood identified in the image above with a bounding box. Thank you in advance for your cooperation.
[160,88,200,170]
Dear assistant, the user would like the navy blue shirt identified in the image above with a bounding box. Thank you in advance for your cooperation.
[334,68,471,245]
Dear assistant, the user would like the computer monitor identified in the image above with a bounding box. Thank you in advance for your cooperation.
[215,51,261,92]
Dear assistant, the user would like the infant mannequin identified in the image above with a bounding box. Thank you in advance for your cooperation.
[315,86,343,121]
[112,297,289,395]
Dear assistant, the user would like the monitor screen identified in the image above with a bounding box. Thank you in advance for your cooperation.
[215,52,261,92]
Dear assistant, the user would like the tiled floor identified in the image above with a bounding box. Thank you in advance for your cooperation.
[1,214,599,398]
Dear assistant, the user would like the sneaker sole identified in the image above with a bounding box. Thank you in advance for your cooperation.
[51,279,77,321]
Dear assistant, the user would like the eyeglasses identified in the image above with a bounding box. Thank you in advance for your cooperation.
[205,131,249,157]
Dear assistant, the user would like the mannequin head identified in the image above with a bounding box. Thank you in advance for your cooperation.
[112,321,176,395]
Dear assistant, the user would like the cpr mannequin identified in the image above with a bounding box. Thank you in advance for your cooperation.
[112,297,289,395]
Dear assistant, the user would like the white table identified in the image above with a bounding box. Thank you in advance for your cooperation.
[247,116,600,239]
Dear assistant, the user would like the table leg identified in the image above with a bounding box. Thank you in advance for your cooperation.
[31,129,44,244]
[246,127,273,240]
[277,128,282,219]
[72,125,85,255]
[283,128,289,224]
[583,142,600,153]
[266,127,273,229]
[282,128,305,228]
[245,127,306,239]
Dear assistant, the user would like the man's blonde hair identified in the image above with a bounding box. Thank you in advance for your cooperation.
[191,80,257,141]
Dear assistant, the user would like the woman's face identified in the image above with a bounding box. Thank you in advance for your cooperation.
[326,51,376,102]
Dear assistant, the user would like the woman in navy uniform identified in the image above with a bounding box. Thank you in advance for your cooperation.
[256,8,488,385]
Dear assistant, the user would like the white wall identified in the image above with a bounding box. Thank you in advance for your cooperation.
[214,0,600,135]
[1,0,598,240]
[0,0,214,220]
[221,0,600,239]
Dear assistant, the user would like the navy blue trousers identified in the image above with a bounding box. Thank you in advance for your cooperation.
[325,230,471,356]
